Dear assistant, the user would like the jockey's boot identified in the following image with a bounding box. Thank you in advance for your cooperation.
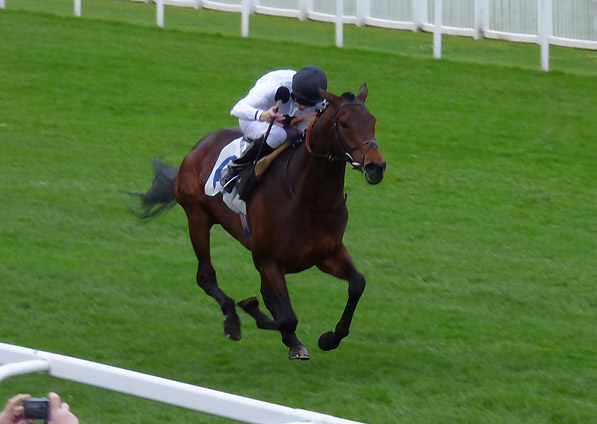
[221,137,274,193]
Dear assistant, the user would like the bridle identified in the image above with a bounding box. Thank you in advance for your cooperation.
[284,101,377,212]
[304,102,378,169]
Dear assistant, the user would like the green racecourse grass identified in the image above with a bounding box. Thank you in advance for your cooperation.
[1,2,597,423]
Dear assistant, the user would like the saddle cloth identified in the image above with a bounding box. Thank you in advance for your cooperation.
[204,136,249,215]
[205,137,292,215]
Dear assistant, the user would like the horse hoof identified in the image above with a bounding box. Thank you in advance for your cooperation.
[288,345,310,360]
[318,331,341,351]
[224,329,242,341]
[224,316,242,341]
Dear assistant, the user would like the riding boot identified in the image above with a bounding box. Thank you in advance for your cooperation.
[221,137,274,193]
[254,139,275,162]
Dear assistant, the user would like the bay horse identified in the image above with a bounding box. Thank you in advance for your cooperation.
[131,84,386,359]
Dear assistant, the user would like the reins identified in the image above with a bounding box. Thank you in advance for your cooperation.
[285,145,347,213]
[305,102,378,168]
[283,100,379,212]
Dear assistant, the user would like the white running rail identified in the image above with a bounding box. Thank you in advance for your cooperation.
[0,342,364,424]
[3,0,596,70]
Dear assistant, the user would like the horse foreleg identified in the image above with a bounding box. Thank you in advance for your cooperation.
[256,261,309,360]
[317,244,366,351]
[187,211,241,341]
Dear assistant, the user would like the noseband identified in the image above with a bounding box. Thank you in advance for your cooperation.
[305,102,378,168]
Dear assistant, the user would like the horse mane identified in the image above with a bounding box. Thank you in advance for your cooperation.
[339,92,356,102]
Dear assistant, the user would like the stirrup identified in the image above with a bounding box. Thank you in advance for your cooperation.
[220,165,240,191]
[222,173,240,193]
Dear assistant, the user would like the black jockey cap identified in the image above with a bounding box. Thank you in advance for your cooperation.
[291,65,327,107]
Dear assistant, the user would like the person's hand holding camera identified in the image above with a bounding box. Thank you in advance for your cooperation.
[0,394,30,424]
[47,393,78,424]
[1,393,78,424]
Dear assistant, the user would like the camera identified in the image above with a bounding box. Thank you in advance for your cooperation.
[23,397,50,420]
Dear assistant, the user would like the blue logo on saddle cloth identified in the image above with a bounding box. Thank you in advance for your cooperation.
[213,156,236,189]
[205,137,244,196]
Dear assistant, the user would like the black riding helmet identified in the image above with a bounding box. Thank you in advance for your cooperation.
[291,65,327,107]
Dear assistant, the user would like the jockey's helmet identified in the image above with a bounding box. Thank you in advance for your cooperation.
[291,65,327,107]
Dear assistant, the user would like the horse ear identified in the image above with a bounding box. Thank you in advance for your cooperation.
[357,83,368,102]
[319,88,342,109]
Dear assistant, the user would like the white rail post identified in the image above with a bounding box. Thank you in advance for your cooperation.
[474,0,489,39]
[335,0,343,47]
[356,0,370,26]
[1,0,6,10]
[538,0,552,71]
[241,0,250,37]
[413,0,428,32]
[298,0,306,21]
[433,0,443,59]
[74,0,81,17]
[156,0,164,27]
[594,0,597,42]
[299,0,313,21]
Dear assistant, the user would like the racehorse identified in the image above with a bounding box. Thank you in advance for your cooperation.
[130,84,386,359]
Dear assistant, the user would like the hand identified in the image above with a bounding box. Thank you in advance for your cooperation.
[259,106,284,123]
[0,394,30,424]
[48,393,78,424]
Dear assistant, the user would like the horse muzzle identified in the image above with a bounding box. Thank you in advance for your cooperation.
[363,160,386,185]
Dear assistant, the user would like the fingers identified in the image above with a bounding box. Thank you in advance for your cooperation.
[3,394,30,412]
[48,393,72,414]
[260,108,282,122]
[46,393,79,424]
[1,394,30,424]
[269,109,284,122]
[267,108,280,119]
[48,392,61,409]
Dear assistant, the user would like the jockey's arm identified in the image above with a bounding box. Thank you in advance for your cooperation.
[230,80,276,122]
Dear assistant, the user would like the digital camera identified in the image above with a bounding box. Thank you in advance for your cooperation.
[23,397,50,420]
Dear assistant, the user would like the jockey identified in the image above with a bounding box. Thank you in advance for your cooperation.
[221,65,328,192]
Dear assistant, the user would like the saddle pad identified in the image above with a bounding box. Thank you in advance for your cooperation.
[205,137,290,216]
[205,136,249,215]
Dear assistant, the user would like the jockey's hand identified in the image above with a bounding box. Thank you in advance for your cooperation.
[259,106,284,123]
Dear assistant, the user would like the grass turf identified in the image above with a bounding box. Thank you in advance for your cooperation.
[5,0,597,76]
[1,3,596,424]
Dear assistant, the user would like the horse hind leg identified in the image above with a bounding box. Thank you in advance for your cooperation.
[316,244,366,351]
[237,297,278,330]
[197,266,241,341]
[186,209,241,341]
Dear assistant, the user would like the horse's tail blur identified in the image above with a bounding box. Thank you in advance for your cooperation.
[124,157,179,220]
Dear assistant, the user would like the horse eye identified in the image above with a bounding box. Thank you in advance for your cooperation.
[339,120,349,129]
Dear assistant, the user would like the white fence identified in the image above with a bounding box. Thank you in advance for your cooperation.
[159,0,597,49]
[0,342,363,424]
[152,0,597,71]
[2,0,596,68]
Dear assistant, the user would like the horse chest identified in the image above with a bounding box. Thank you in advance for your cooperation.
[290,215,346,258]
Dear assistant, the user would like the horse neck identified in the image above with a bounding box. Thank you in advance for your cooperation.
[288,115,347,209]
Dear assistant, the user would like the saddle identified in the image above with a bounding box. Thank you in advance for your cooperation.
[234,139,292,200]
[227,112,316,201]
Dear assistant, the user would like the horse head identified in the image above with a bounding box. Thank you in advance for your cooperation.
[319,84,386,185]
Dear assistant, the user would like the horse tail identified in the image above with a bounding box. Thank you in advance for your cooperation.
[124,157,179,220]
